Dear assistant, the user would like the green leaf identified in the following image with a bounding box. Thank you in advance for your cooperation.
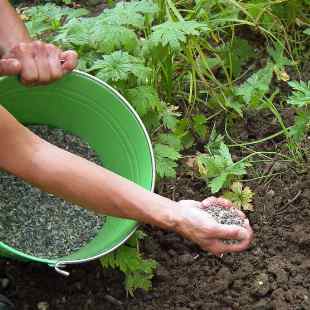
[149,21,208,52]
[155,143,181,178]
[235,62,274,106]
[304,28,310,35]
[157,133,182,151]
[223,182,254,211]
[193,114,207,139]
[268,42,291,69]
[196,142,249,193]
[99,0,158,29]
[154,144,181,161]
[288,81,310,107]
[289,111,310,142]
[126,86,160,116]
[210,173,228,194]
[24,3,88,36]
[89,51,151,83]
[221,38,255,77]
[55,18,138,54]
[100,231,157,296]
[155,157,178,178]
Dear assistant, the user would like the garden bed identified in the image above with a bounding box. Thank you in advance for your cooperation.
[1,1,310,309]
[1,112,310,310]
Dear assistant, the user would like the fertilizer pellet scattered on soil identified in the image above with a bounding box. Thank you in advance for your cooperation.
[0,125,105,259]
[204,205,245,244]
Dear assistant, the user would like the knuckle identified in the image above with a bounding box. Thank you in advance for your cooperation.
[16,42,28,53]
[22,74,37,84]
[33,40,43,47]
[46,44,57,52]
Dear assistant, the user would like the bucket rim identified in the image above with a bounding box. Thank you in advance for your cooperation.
[0,70,156,272]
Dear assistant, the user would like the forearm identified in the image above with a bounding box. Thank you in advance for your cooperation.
[0,0,31,56]
[0,110,179,230]
[30,147,179,229]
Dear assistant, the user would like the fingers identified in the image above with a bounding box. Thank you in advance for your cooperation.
[207,235,253,255]
[47,44,63,82]
[60,50,78,73]
[3,42,78,86]
[202,196,246,219]
[34,41,51,84]
[0,59,21,76]
[210,223,250,240]
[202,196,232,209]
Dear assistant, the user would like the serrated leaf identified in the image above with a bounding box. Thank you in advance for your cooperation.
[89,51,151,83]
[196,142,249,193]
[155,157,178,178]
[268,42,291,69]
[155,144,181,161]
[24,3,88,36]
[288,81,310,107]
[126,86,160,116]
[100,231,157,296]
[99,0,158,29]
[193,114,207,138]
[155,143,181,178]
[217,38,255,77]
[223,182,254,211]
[149,21,208,52]
[231,181,243,194]
[289,111,310,142]
[157,134,182,151]
[235,63,274,106]
[210,173,229,194]
[55,18,138,54]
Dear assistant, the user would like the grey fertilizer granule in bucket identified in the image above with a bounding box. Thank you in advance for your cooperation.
[0,125,106,259]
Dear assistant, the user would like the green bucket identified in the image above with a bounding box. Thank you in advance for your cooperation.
[0,71,155,275]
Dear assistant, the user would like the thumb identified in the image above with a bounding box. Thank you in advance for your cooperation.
[0,58,21,76]
[60,50,78,73]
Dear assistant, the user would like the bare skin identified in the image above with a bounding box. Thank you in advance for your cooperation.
[0,0,253,255]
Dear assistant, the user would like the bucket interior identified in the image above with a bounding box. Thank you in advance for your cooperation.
[0,71,155,265]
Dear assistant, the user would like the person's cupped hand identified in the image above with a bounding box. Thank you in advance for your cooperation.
[175,197,254,255]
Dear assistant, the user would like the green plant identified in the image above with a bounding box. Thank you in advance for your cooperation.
[100,230,157,296]
[196,142,250,193]
[223,181,254,211]
[288,81,310,142]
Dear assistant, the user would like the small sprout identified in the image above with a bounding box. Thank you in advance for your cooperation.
[223,182,254,211]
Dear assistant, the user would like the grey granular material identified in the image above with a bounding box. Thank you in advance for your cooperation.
[204,205,245,244]
[204,205,245,226]
[0,125,105,259]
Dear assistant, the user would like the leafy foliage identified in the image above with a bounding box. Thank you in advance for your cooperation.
[235,62,274,107]
[288,81,310,107]
[196,142,249,193]
[126,86,161,116]
[99,0,158,29]
[217,38,255,78]
[24,4,88,36]
[223,182,254,211]
[148,21,208,52]
[89,51,151,83]
[287,81,310,142]
[54,18,138,54]
[100,231,157,296]
[155,142,181,179]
